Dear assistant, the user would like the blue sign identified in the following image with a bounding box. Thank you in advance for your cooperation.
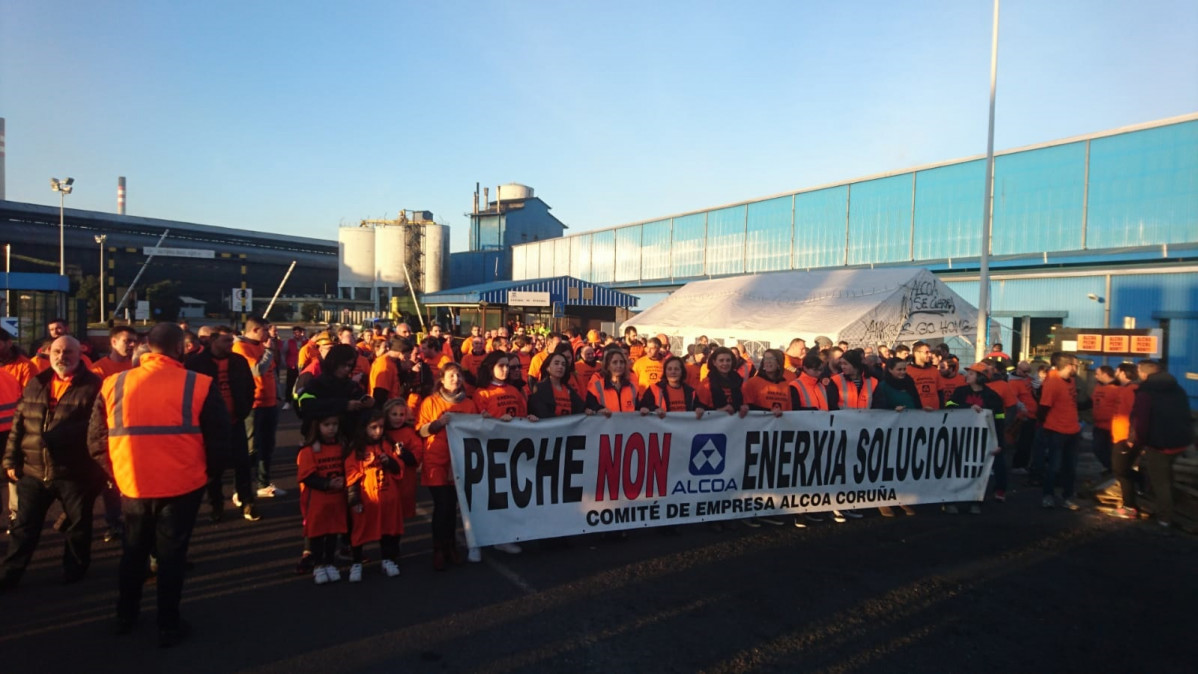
[689,434,726,475]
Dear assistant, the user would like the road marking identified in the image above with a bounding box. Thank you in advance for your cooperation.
[484,555,537,595]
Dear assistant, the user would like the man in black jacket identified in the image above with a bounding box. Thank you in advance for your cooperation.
[0,336,103,589]
[1130,359,1194,529]
[186,326,259,521]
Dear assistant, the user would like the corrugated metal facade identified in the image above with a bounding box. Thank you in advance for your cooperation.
[421,276,638,308]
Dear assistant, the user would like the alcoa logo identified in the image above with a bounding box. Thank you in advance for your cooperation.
[690,434,726,476]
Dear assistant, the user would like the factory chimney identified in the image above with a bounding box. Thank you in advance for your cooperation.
[117,176,126,215]
[0,118,6,201]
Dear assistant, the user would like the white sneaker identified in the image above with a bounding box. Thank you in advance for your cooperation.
[348,563,363,583]
[231,493,242,508]
[381,559,400,577]
[467,547,481,563]
[257,484,287,498]
[281,403,291,411]
[313,566,330,585]
[325,565,341,582]
[1060,498,1081,511]
[494,542,522,555]
[832,510,848,523]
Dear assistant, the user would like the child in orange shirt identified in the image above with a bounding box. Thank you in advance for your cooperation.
[345,411,404,581]
[382,399,424,523]
[296,415,348,585]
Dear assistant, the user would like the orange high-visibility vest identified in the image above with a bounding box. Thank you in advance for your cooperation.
[102,353,211,498]
[789,374,829,411]
[832,374,876,409]
[592,379,636,412]
[0,368,20,432]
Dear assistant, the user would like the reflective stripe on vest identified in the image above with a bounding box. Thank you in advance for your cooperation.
[791,379,827,411]
[0,372,19,432]
[0,401,15,432]
[594,379,634,412]
[110,370,200,436]
[834,375,875,409]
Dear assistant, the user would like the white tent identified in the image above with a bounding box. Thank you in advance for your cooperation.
[622,267,983,358]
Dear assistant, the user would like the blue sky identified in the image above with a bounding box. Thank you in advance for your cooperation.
[2,1,1196,253]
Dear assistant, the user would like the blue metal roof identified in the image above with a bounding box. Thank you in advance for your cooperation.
[422,276,638,308]
[1,272,70,292]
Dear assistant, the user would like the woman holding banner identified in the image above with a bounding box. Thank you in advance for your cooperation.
[529,352,588,418]
[417,363,479,571]
[700,347,748,418]
[469,352,534,559]
[742,350,793,417]
[638,356,705,419]
[585,349,639,415]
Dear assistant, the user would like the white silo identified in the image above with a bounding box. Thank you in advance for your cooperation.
[374,225,408,286]
[338,226,376,290]
[421,223,448,293]
[497,183,533,202]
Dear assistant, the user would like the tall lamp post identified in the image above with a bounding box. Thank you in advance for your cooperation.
[50,177,74,276]
[95,234,107,322]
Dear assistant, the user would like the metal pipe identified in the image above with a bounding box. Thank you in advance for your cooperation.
[975,0,1000,365]
[59,190,65,276]
[95,235,107,322]
[263,260,297,319]
[112,229,169,319]
[401,261,427,332]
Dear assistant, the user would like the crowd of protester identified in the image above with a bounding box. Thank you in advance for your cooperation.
[0,314,1191,646]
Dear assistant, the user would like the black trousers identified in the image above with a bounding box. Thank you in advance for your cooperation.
[0,475,94,585]
[429,485,457,542]
[118,488,203,630]
[207,419,254,507]
[306,535,338,566]
[1111,441,1141,508]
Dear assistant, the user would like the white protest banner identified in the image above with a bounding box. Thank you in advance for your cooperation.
[447,409,997,548]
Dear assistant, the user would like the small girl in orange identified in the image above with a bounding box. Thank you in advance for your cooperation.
[382,399,424,525]
[344,410,404,582]
[296,414,348,585]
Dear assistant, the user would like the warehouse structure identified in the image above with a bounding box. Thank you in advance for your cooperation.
[510,114,1198,399]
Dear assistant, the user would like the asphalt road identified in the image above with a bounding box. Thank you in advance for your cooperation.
[1,416,1194,673]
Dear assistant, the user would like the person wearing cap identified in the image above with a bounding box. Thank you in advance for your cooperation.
[945,362,1006,512]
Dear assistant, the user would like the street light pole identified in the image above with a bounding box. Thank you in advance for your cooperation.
[50,177,74,319]
[50,177,74,276]
[95,235,107,322]
[975,0,1000,365]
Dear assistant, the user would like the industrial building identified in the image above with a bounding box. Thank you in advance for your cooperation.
[509,114,1198,400]
[0,198,338,332]
[335,210,448,312]
[448,183,567,287]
